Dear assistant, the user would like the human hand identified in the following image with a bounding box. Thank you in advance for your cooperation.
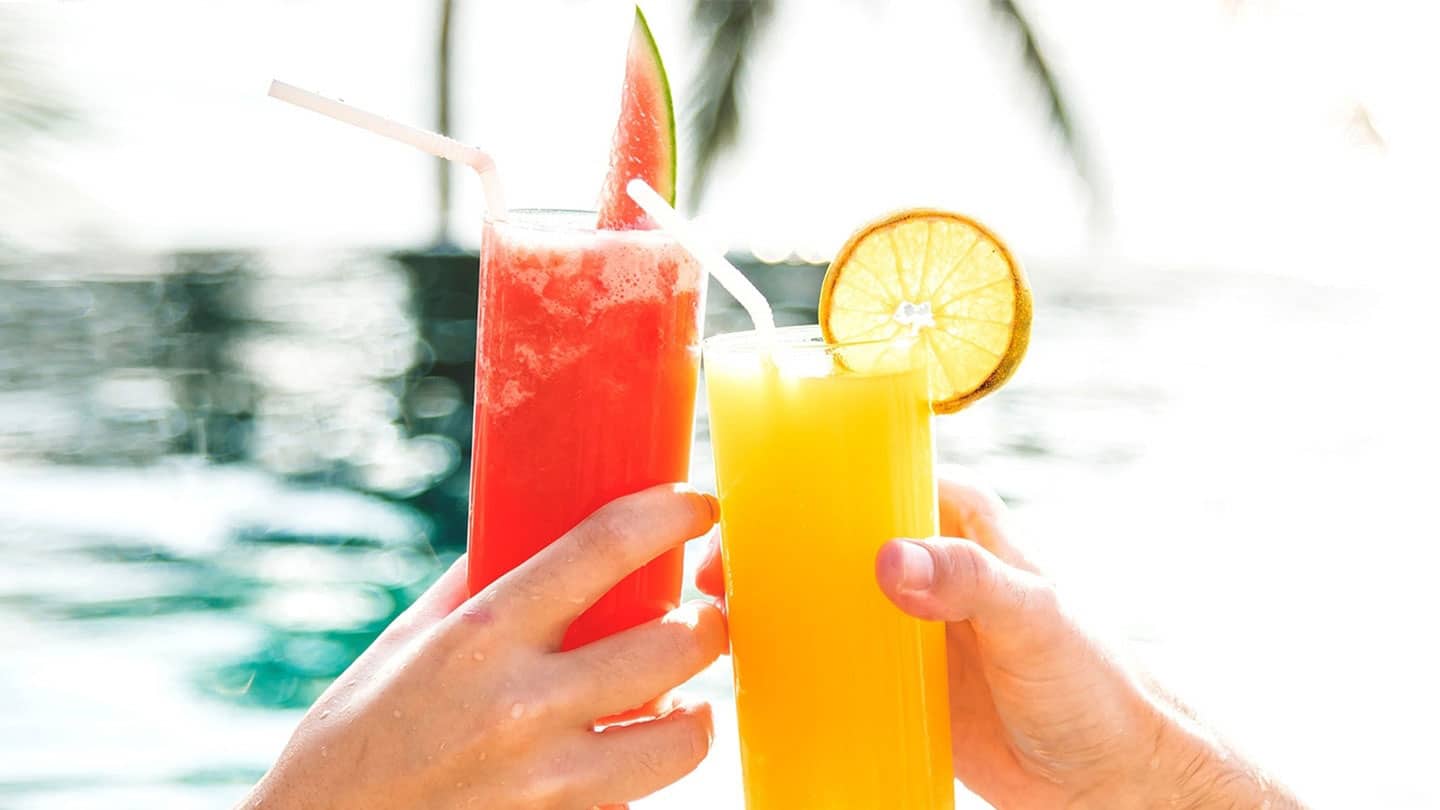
[696,472,1304,809]
[242,484,725,810]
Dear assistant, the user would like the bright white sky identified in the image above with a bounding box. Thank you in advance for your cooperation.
[4,0,1438,288]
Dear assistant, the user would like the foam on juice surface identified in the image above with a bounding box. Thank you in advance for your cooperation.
[501,227,701,308]
[479,223,703,414]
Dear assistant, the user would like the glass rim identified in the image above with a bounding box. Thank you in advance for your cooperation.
[703,324,918,354]
[483,209,682,243]
[483,208,598,231]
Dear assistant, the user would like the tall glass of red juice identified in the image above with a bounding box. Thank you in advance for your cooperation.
[467,209,704,649]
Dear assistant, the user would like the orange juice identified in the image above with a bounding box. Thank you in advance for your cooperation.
[704,326,953,809]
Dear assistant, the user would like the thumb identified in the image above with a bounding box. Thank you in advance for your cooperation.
[875,537,1051,633]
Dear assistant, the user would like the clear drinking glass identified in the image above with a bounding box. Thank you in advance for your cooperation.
[467,210,705,649]
[704,325,954,809]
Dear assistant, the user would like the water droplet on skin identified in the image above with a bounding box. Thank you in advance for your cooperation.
[320,747,328,758]
[478,752,487,761]
[565,556,574,563]
[462,702,471,711]
[393,709,403,719]
[473,651,485,662]
[510,703,525,719]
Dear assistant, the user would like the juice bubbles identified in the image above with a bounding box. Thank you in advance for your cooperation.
[468,210,703,649]
[705,326,954,809]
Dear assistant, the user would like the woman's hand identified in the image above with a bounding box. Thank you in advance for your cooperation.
[243,484,725,810]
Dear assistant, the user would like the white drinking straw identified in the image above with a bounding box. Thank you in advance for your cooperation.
[267,79,508,216]
[625,178,776,341]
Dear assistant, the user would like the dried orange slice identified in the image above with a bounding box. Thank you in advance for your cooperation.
[819,209,1032,413]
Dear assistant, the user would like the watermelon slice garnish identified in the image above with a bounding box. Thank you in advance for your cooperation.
[596,6,677,230]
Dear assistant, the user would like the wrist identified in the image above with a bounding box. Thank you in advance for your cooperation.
[1061,696,1173,810]
[1064,694,1300,810]
[1133,708,1302,810]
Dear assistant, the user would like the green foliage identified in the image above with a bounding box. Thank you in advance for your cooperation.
[685,0,774,213]
[987,0,1098,202]
[684,0,1098,211]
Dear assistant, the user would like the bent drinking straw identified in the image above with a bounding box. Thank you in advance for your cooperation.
[626,178,776,342]
[268,79,508,216]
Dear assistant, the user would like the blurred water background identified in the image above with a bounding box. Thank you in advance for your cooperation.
[2,2,1438,808]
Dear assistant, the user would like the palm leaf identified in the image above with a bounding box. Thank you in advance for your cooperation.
[987,0,1099,202]
[684,0,773,213]
[686,0,1100,215]
[0,11,75,144]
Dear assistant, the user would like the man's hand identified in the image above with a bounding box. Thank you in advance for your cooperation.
[697,472,1306,809]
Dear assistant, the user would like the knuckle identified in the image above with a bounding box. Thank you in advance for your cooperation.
[516,762,575,810]
[632,746,670,781]
[653,606,721,673]
[467,681,545,748]
[507,679,565,728]
[575,505,641,563]
[437,596,506,655]
[1019,576,1060,616]
[592,644,647,691]
[657,622,700,666]
[681,715,711,764]
[456,597,501,628]
[936,539,985,593]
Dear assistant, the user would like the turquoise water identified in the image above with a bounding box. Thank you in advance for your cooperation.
[1,253,1436,808]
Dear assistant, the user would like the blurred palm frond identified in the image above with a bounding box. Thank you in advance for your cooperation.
[0,11,75,144]
[987,0,1095,197]
[685,0,1098,213]
[685,0,773,213]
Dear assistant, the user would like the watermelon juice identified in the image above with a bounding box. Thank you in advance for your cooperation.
[467,210,704,649]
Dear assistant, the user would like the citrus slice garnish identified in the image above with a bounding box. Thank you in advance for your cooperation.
[819,208,1032,413]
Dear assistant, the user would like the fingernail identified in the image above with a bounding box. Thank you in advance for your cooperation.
[702,493,721,523]
[896,540,934,591]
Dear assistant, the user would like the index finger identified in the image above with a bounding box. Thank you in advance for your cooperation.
[474,484,718,648]
[936,466,1040,574]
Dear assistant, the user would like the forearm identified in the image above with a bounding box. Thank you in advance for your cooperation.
[1143,710,1306,810]
[236,751,346,810]
[1064,694,1306,810]
[235,767,316,810]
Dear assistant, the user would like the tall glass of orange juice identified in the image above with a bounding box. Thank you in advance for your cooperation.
[704,325,953,809]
